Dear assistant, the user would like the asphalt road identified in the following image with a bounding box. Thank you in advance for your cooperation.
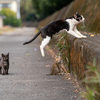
[0,27,80,100]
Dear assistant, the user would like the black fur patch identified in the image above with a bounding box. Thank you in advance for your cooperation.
[41,20,69,38]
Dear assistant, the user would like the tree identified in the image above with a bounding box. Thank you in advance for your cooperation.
[20,0,37,21]
[32,0,73,19]
[20,0,73,21]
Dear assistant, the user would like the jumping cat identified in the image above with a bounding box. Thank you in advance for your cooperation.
[0,53,9,75]
[23,12,86,57]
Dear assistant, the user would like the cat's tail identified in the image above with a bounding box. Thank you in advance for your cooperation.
[23,30,41,45]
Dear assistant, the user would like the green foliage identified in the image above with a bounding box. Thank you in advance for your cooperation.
[32,0,73,19]
[55,32,70,71]
[0,8,21,27]
[81,86,97,100]
[4,16,22,27]
[81,59,100,100]
[20,0,36,21]
[0,8,16,17]
[55,32,68,52]
[20,0,73,21]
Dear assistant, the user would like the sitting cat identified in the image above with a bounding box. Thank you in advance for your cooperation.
[48,61,62,75]
[0,53,9,75]
[23,12,86,57]
[48,56,65,75]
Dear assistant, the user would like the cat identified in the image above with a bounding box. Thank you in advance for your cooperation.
[48,61,62,75]
[23,12,86,57]
[48,56,66,75]
[0,53,9,75]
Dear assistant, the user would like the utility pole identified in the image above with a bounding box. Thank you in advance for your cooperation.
[17,0,20,19]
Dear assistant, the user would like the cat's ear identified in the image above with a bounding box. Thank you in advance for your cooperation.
[76,12,78,15]
[2,53,5,57]
[74,14,77,19]
[7,53,9,56]
[7,53,9,57]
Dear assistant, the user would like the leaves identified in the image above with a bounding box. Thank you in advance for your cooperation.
[90,35,94,37]
[45,65,50,67]
[55,32,68,52]
[74,89,79,93]
[31,0,74,19]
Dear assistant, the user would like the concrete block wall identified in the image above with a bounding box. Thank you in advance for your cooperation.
[38,0,100,80]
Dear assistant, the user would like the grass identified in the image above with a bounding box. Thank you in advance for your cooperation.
[55,32,69,53]
[55,32,71,71]
[81,58,100,100]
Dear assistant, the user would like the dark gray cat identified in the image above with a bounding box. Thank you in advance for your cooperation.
[0,53,9,75]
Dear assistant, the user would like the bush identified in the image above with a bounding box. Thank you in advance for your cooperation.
[0,8,21,27]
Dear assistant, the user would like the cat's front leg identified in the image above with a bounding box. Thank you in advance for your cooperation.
[5,67,9,75]
[74,26,87,38]
[2,67,6,75]
[75,30,86,38]
[67,30,83,38]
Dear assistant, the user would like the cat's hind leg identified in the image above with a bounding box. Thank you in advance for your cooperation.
[40,36,51,57]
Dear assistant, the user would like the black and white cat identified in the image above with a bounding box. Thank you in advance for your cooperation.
[23,12,86,57]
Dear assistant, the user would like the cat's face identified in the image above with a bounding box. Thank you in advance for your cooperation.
[2,53,9,61]
[74,12,85,23]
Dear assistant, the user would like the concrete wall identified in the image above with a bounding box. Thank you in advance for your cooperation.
[38,0,100,80]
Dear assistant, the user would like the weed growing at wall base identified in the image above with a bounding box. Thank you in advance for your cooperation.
[81,58,100,100]
[55,32,70,71]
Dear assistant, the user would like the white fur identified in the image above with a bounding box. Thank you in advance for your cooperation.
[65,16,86,38]
[40,36,51,57]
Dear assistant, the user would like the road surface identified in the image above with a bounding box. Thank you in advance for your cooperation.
[0,27,80,100]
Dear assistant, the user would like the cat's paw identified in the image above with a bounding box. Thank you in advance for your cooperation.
[76,36,83,38]
[82,36,87,38]
[2,73,5,75]
[41,52,45,57]
[42,54,45,57]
